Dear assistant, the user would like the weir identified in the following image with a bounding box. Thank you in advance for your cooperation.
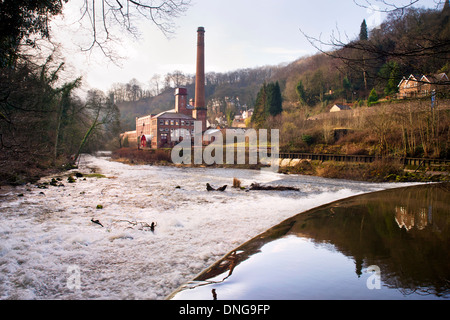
[276,152,450,166]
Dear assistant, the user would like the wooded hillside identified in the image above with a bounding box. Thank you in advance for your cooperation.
[117,4,449,127]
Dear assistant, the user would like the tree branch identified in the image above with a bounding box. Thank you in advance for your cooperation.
[78,0,191,59]
[353,0,421,13]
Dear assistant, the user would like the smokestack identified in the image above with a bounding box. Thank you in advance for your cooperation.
[193,26,207,131]
[195,27,205,109]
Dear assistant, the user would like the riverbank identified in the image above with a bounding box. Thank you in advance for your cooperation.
[0,158,77,187]
[2,147,446,187]
[278,159,450,183]
[111,148,450,183]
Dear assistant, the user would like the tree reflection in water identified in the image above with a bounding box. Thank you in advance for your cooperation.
[168,183,449,300]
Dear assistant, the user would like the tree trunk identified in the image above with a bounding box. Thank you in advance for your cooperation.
[53,101,63,164]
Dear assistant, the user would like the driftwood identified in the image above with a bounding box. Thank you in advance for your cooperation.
[117,220,156,232]
[206,183,227,192]
[89,218,158,233]
[206,181,298,192]
[248,183,299,191]
[91,218,104,227]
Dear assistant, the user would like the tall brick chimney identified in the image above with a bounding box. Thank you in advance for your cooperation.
[175,87,190,116]
[193,26,207,132]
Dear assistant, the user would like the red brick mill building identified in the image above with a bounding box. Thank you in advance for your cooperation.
[121,27,208,149]
[136,87,203,149]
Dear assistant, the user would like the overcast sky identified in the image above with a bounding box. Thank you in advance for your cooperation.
[50,0,443,93]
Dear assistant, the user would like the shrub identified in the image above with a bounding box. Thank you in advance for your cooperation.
[367,88,379,106]
[301,134,314,146]
[111,148,171,164]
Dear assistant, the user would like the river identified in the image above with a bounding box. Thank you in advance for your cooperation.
[0,153,418,299]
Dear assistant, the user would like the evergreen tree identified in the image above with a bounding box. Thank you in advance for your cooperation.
[368,88,379,106]
[444,0,450,13]
[267,81,282,116]
[443,0,450,23]
[251,83,267,128]
[359,19,368,41]
[295,80,307,105]
[343,76,352,101]
[251,81,283,128]
[386,62,400,96]
[378,61,400,96]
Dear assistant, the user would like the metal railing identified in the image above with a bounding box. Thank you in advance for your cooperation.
[275,152,450,166]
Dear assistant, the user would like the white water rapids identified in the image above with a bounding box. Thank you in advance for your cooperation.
[0,154,417,299]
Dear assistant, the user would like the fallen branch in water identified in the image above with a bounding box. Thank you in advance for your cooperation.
[248,183,299,191]
[91,218,104,227]
[116,219,156,231]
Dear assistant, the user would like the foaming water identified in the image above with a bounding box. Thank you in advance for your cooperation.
[0,154,417,299]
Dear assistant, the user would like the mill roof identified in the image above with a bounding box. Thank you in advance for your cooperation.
[154,109,195,120]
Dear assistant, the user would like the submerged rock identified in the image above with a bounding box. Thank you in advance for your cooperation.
[206,183,227,191]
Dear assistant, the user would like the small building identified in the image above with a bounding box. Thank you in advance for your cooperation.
[397,74,422,99]
[419,73,449,96]
[330,104,351,112]
[120,130,137,147]
[242,108,253,120]
[398,73,449,99]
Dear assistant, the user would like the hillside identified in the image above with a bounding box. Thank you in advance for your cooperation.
[116,5,449,159]
[116,66,280,130]
[117,89,176,131]
[120,5,449,122]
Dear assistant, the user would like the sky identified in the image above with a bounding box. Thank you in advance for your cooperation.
[50,0,443,93]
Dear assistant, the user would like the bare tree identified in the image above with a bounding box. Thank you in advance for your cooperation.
[300,0,450,87]
[74,89,120,162]
[78,0,191,58]
[149,74,162,96]
[353,0,422,13]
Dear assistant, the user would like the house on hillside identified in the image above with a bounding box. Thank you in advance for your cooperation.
[330,104,351,112]
[397,73,449,99]
[420,73,449,96]
[242,108,253,120]
[397,74,421,99]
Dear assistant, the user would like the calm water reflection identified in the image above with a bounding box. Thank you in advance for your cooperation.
[169,183,450,300]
